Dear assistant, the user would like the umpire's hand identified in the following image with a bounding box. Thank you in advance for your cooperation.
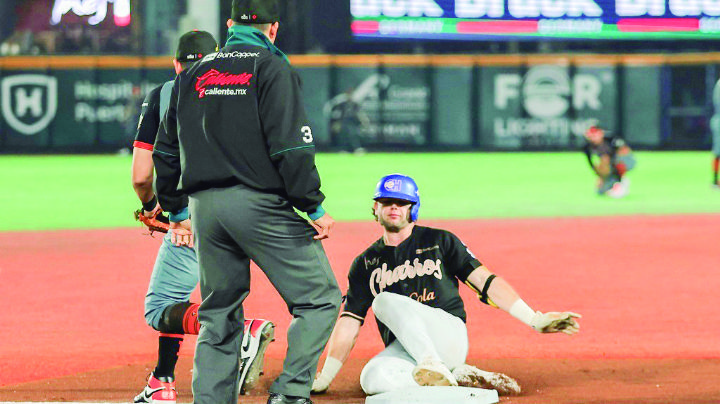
[310,213,335,240]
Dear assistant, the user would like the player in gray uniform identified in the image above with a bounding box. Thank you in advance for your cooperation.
[131,30,274,404]
[311,174,581,397]
[710,78,720,188]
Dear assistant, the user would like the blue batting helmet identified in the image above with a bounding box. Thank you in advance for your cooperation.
[373,174,420,222]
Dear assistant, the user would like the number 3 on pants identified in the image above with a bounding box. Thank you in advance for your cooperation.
[301,126,313,143]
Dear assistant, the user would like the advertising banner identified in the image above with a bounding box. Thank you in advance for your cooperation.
[0,58,671,152]
[94,68,141,147]
[328,66,431,148]
[0,64,169,152]
[350,0,720,40]
[479,64,617,149]
[0,71,56,148]
[326,66,378,149]
[381,66,431,145]
[52,68,96,147]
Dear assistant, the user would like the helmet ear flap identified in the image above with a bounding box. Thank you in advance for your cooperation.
[410,201,420,222]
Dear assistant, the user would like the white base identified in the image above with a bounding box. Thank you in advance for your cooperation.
[365,386,499,404]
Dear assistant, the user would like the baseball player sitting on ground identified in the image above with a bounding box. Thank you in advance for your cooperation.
[131,30,274,403]
[311,174,581,397]
[583,125,636,198]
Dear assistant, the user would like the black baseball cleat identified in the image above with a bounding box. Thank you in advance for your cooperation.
[267,392,313,404]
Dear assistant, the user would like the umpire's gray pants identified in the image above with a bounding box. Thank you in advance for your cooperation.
[188,185,341,403]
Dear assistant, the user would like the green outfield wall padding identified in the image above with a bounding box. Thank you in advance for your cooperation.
[0,60,712,152]
[433,66,473,146]
[623,66,662,147]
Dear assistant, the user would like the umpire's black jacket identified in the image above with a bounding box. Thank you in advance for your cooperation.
[153,41,324,220]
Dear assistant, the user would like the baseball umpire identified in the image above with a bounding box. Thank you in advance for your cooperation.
[311,174,581,397]
[582,125,636,198]
[131,30,275,403]
[152,2,342,404]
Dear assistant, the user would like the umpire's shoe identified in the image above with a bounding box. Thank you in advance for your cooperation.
[267,393,313,404]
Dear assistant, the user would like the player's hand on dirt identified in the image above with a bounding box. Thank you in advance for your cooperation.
[530,311,581,334]
[310,213,335,240]
[170,219,193,248]
[311,373,332,394]
[312,356,342,394]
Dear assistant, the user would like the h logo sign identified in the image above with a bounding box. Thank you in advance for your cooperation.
[1,75,58,135]
[15,88,44,118]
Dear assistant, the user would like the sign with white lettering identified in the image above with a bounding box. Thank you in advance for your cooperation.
[479,64,618,148]
[327,67,431,146]
[51,0,131,27]
[350,0,720,39]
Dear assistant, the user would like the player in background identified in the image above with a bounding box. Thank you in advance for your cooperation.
[582,125,636,198]
[710,77,720,188]
[310,174,581,397]
[131,30,274,404]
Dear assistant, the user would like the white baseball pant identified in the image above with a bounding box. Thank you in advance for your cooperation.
[359,292,468,395]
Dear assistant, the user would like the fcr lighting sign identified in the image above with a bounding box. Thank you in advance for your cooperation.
[350,0,720,39]
[51,0,131,27]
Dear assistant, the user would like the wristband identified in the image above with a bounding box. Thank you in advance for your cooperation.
[308,205,326,221]
[142,195,157,212]
[509,299,536,327]
[319,356,342,381]
[169,206,189,222]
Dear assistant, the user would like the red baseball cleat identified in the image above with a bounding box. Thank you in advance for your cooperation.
[239,319,276,395]
[134,373,177,403]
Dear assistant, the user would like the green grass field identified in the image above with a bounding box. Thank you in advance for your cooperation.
[1,151,717,231]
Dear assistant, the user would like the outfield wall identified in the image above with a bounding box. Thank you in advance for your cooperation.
[0,53,717,152]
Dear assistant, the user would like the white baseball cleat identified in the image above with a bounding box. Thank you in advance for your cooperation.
[452,364,521,396]
[606,179,629,199]
[412,357,458,387]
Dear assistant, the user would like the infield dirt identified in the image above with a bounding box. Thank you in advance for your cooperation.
[1,215,719,402]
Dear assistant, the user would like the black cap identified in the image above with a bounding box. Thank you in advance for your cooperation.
[175,30,218,63]
[232,0,280,24]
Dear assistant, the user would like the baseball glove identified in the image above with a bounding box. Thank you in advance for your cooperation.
[134,209,170,234]
[530,311,581,335]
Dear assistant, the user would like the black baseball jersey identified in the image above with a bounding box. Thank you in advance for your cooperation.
[153,43,324,216]
[342,225,482,347]
[583,136,627,170]
[133,82,171,150]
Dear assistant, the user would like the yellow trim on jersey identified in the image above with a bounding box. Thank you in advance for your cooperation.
[465,279,498,308]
